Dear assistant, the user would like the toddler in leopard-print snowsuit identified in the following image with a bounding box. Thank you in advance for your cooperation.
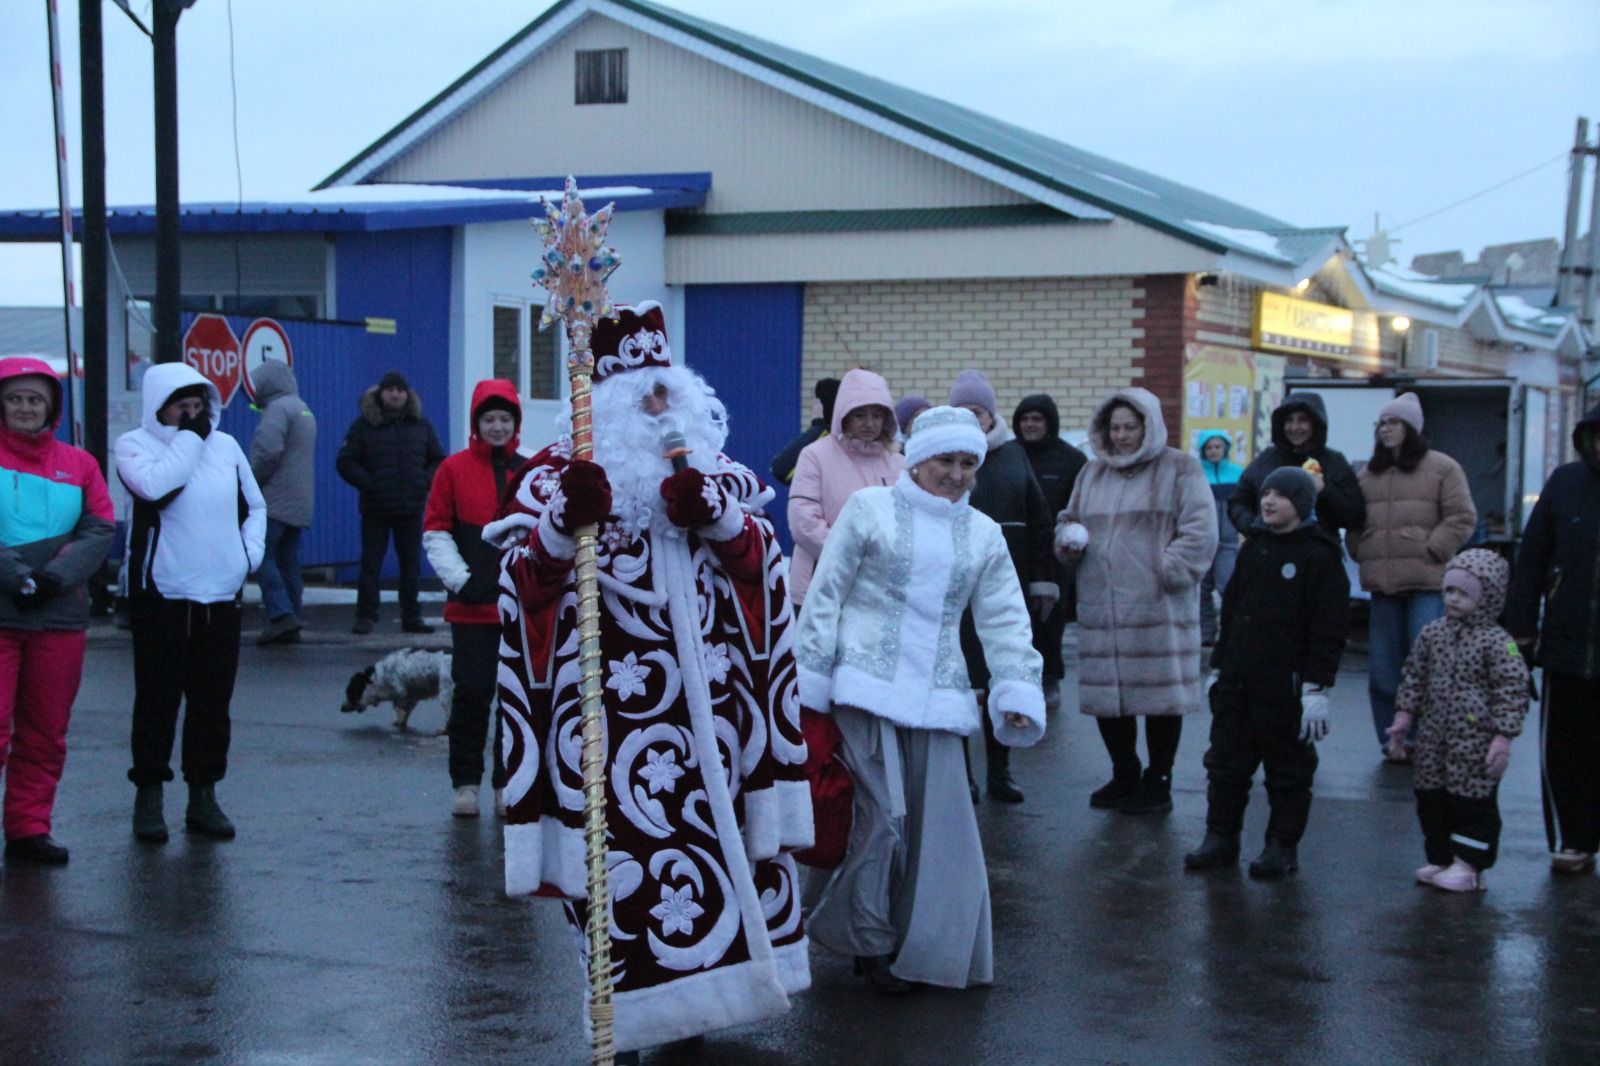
[1388,549,1531,892]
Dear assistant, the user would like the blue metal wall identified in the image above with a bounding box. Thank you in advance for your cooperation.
[192,313,397,569]
[683,284,804,549]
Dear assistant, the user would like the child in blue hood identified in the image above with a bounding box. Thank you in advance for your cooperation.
[1197,430,1244,644]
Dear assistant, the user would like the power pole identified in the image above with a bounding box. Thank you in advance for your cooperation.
[80,0,108,468]
[152,0,192,363]
[1556,117,1590,310]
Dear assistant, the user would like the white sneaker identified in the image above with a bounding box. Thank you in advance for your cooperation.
[1415,863,1446,885]
[451,785,480,818]
[494,788,507,819]
[1431,858,1484,893]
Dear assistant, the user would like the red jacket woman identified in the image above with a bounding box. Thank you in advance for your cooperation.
[424,380,527,817]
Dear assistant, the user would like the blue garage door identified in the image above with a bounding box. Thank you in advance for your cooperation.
[683,284,804,549]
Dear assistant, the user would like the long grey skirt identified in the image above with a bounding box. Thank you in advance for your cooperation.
[805,704,994,988]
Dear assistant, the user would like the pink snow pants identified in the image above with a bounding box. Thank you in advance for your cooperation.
[0,628,86,839]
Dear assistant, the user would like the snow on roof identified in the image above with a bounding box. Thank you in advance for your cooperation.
[1363,262,1481,310]
[293,182,653,206]
[1493,293,1570,336]
[1184,221,1295,263]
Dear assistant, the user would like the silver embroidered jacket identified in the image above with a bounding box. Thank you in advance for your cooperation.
[794,472,1045,745]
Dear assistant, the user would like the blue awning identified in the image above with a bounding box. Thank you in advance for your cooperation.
[0,173,710,241]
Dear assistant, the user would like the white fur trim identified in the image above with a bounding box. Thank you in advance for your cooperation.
[503,817,587,898]
[482,512,536,550]
[702,501,746,542]
[535,510,576,559]
[1027,581,1060,602]
[742,779,816,861]
[988,679,1046,748]
[831,663,981,736]
[1055,521,1088,557]
[904,417,988,469]
[602,940,807,1052]
[797,665,833,712]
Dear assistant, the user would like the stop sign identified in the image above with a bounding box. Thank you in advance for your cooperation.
[182,314,242,407]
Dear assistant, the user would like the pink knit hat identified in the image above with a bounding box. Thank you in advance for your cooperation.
[1380,392,1424,433]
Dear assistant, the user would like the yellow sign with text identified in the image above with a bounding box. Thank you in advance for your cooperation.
[1253,291,1353,357]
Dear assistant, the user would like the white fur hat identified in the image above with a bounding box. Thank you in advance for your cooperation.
[903,405,987,469]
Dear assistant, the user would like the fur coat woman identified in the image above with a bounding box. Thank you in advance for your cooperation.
[1059,388,1217,718]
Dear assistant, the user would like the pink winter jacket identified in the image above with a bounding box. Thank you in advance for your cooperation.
[787,369,904,604]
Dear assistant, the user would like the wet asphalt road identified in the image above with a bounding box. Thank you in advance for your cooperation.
[2,613,1598,1065]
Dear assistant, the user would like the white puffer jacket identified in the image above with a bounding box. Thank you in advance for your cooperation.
[115,363,266,603]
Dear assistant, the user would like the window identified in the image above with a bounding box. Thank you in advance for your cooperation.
[575,48,627,105]
[528,313,560,400]
[492,304,522,385]
[492,302,562,401]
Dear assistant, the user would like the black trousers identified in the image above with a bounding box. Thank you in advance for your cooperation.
[1416,787,1501,870]
[128,596,242,787]
[1097,714,1183,777]
[356,512,424,624]
[1542,672,1600,854]
[1201,686,1317,845]
[447,623,506,790]
[1034,594,1068,681]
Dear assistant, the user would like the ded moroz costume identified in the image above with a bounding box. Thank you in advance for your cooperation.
[484,302,812,1054]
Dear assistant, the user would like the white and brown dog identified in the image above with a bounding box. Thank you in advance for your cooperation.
[341,648,453,731]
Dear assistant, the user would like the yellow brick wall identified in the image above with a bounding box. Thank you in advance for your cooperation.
[800,277,1146,435]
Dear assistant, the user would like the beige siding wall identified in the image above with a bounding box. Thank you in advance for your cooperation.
[374,16,1027,213]
[666,218,1216,284]
[801,277,1145,435]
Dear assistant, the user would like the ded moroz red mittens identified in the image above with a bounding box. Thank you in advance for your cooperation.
[551,459,612,535]
[659,467,730,529]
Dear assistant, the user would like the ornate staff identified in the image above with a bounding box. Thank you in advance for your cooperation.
[532,177,622,1066]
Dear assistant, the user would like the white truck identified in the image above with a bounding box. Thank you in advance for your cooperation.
[1284,376,1565,546]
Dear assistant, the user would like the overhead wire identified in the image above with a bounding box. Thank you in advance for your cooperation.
[1391,150,1569,232]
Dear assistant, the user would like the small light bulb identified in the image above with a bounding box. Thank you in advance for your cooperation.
[1392,316,1411,333]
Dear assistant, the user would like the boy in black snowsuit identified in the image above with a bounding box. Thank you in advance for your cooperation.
[1185,466,1350,879]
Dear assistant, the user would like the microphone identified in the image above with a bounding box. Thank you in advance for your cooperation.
[661,430,691,472]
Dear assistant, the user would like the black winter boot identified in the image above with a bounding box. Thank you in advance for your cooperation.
[5,835,70,865]
[1183,831,1240,871]
[854,955,913,996]
[1248,838,1299,880]
[1116,770,1173,815]
[1089,768,1142,809]
[186,785,236,840]
[133,784,168,843]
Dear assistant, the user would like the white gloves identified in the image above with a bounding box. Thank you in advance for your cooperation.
[1299,685,1330,743]
[1054,521,1089,559]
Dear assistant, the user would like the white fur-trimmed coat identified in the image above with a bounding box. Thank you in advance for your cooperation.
[794,473,1046,746]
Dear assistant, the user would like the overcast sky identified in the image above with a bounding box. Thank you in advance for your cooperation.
[2,0,1596,305]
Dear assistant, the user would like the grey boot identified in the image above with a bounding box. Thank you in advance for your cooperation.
[133,784,168,843]
[186,785,236,840]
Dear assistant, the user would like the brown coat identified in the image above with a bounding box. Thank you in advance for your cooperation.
[1062,388,1218,717]
[1349,450,1476,596]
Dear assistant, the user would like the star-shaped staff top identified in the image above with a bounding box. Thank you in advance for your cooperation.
[531,176,622,333]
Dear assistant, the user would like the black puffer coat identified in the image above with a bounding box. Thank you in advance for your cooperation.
[1012,394,1088,516]
[1508,402,1600,679]
[961,428,1056,688]
[1211,517,1350,701]
[1229,392,1365,539]
[335,386,446,515]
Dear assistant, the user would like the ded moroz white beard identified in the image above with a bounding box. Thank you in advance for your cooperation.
[559,366,730,535]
